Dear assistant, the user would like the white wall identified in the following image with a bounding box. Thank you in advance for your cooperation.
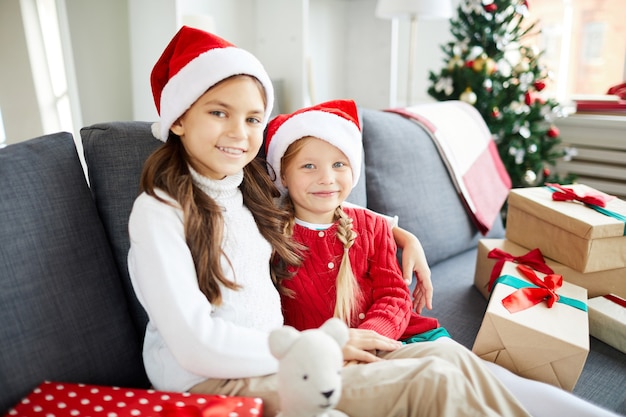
[129,0,260,122]
[343,0,395,108]
[256,0,308,113]
[65,0,133,126]
[128,0,178,122]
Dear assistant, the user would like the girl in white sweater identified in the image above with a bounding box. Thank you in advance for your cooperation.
[128,25,535,417]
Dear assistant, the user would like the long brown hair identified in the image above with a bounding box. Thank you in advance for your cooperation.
[140,75,301,305]
[279,137,362,325]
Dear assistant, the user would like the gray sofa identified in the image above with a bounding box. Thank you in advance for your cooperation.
[1,107,624,415]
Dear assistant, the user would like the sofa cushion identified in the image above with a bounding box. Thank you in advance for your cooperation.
[344,111,367,207]
[81,122,161,336]
[0,133,148,414]
[419,249,488,349]
[360,108,504,266]
[345,146,367,207]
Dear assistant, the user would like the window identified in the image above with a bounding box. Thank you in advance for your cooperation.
[21,0,78,137]
[0,107,6,149]
[525,0,626,101]
[581,21,605,62]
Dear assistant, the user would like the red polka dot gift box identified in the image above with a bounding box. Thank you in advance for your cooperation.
[4,381,263,417]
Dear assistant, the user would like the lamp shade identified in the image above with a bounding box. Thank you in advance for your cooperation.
[375,0,453,20]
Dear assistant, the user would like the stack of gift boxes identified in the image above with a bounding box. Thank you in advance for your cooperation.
[472,183,626,392]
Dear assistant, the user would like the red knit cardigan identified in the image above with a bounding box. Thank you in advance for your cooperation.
[281,207,439,340]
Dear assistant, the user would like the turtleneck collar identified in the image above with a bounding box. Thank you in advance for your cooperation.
[188,166,244,199]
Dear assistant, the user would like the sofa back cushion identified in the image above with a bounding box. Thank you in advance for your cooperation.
[360,108,504,266]
[0,133,148,414]
[81,122,160,336]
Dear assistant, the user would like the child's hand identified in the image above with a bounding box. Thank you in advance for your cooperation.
[342,328,402,364]
[393,226,434,313]
[411,270,433,314]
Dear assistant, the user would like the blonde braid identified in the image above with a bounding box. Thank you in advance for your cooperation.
[334,206,361,325]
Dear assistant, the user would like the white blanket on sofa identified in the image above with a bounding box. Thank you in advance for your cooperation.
[386,101,511,235]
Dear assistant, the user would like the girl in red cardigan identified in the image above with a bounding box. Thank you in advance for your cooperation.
[265,99,447,345]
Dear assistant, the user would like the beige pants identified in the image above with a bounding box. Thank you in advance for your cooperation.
[191,340,530,417]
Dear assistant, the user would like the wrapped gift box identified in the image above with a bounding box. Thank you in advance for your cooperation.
[474,238,626,300]
[4,381,263,417]
[472,262,589,391]
[588,294,626,354]
[505,184,626,273]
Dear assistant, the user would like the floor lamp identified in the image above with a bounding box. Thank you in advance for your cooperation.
[375,0,452,106]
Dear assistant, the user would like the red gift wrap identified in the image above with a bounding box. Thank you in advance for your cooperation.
[4,381,262,417]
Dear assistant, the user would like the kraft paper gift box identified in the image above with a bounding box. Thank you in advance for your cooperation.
[505,183,626,273]
[4,381,263,417]
[472,262,589,392]
[474,238,626,300]
[588,294,626,354]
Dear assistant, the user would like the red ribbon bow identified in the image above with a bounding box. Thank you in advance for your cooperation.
[501,264,563,313]
[487,247,554,292]
[546,183,613,208]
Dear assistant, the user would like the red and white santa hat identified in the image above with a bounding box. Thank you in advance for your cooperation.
[265,99,362,195]
[150,26,274,141]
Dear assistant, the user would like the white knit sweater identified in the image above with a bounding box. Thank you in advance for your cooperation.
[127,168,282,392]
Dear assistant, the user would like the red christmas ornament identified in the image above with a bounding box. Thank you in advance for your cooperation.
[543,167,551,177]
[484,3,498,13]
[466,60,475,68]
[534,80,546,91]
[524,91,535,105]
[491,107,501,118]
[547,126,560,138]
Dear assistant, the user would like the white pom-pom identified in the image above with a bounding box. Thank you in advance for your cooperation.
[151,121,166,142]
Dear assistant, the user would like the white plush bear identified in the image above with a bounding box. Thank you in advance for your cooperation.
[269,318,350,417]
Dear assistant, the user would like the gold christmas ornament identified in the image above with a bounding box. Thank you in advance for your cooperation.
[473,55,497,75]
[485,58,496,75]
[514,60,530,73]
[473,55,486,71]
[447,56,464,71]
[460,87,477,105]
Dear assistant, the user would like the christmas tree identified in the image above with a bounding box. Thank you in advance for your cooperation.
[427,0,576,188]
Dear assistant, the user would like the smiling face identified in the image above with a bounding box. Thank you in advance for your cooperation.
[170,75,266,180]
[281,137,353,224]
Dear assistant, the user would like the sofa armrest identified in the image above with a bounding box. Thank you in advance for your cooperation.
[0,133,148,414]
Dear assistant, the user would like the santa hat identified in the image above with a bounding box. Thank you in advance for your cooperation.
[150,26,274,141]
[265,99,362,194]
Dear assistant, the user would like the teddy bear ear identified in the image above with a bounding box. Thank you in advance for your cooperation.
[320,318,349,348]
[268,325,301,360]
